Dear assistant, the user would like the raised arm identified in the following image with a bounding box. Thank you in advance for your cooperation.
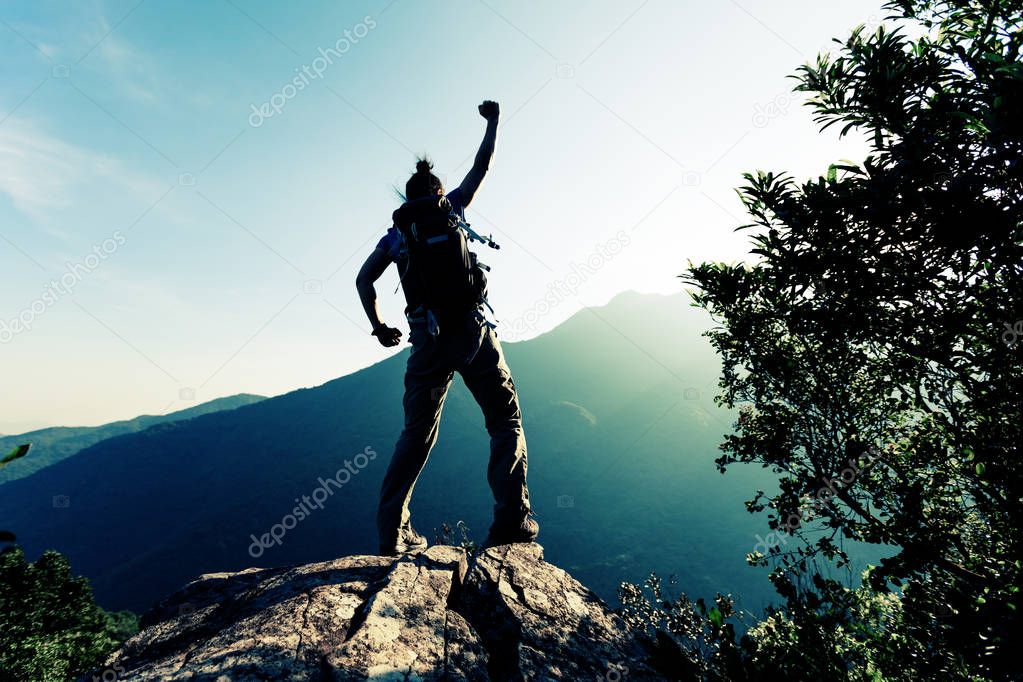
[457,100,500,207]
[356,248,402,347]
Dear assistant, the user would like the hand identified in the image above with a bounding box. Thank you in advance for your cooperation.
[372,324,402,347]
[478,100,500,122]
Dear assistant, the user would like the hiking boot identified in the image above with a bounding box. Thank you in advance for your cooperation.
[483,512,539,548]
[379,525,428,556]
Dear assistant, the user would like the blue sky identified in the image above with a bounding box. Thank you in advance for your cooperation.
[0,0,884,431]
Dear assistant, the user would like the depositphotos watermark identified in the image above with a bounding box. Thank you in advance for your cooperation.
[751,91,796,129]
[1,231,126,344]
[752,446,881,557]
[505,230,631,338]
[1002,320,1022,348]
[248,15,377,127]
[248,446,377,558]
[89,662,126,682]
[599,663,629,681]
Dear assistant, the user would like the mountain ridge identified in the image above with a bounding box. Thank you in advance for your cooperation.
[0,393,267,485]
[0,292,782,618]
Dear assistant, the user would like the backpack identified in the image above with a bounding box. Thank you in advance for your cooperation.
[392,196,488,326]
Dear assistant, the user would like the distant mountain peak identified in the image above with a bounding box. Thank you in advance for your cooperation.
[0,290,753,616]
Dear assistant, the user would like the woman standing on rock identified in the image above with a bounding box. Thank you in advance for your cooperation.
[356,100,538,555]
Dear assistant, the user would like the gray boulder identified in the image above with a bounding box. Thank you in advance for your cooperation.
[99,544,659,681]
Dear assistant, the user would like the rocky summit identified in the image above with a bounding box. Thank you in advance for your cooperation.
[99,543,662,681]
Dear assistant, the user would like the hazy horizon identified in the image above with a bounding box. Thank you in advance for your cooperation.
[3,288,684,432]
[2,0,884,431]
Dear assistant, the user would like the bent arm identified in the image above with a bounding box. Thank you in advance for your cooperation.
[458,113,499,207]
[356,248,392,331]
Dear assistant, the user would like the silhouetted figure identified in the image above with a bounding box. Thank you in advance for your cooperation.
[356,100,537,555]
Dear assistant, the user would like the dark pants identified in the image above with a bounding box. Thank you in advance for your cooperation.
[377,311,531,549]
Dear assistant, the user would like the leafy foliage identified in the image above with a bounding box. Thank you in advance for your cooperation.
[619,574,747,681]
[626,0,1022,679]
[620,569,929,681]
[1,443,31,467]
[0,546,137,682]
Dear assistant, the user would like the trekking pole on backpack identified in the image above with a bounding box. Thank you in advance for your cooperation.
[455,218,501,326]
[455,217,500,250]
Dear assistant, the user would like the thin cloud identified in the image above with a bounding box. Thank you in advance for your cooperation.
[0,118,166,229]
[88,18,161,103]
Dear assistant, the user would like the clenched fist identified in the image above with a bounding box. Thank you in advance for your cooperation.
[372,324,403,347]
[478,100,500,122]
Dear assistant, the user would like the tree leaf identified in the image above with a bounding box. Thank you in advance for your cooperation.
[0,443,31,467]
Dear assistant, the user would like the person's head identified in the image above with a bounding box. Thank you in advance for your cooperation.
[404,157,444,201]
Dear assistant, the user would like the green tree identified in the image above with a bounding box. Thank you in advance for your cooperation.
[0,546,133,682]
[682,0,1021,678]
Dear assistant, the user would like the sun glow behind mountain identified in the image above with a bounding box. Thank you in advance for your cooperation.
[1,0,880,430]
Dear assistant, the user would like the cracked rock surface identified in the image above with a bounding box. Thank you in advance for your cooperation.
[101,544,658,681]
